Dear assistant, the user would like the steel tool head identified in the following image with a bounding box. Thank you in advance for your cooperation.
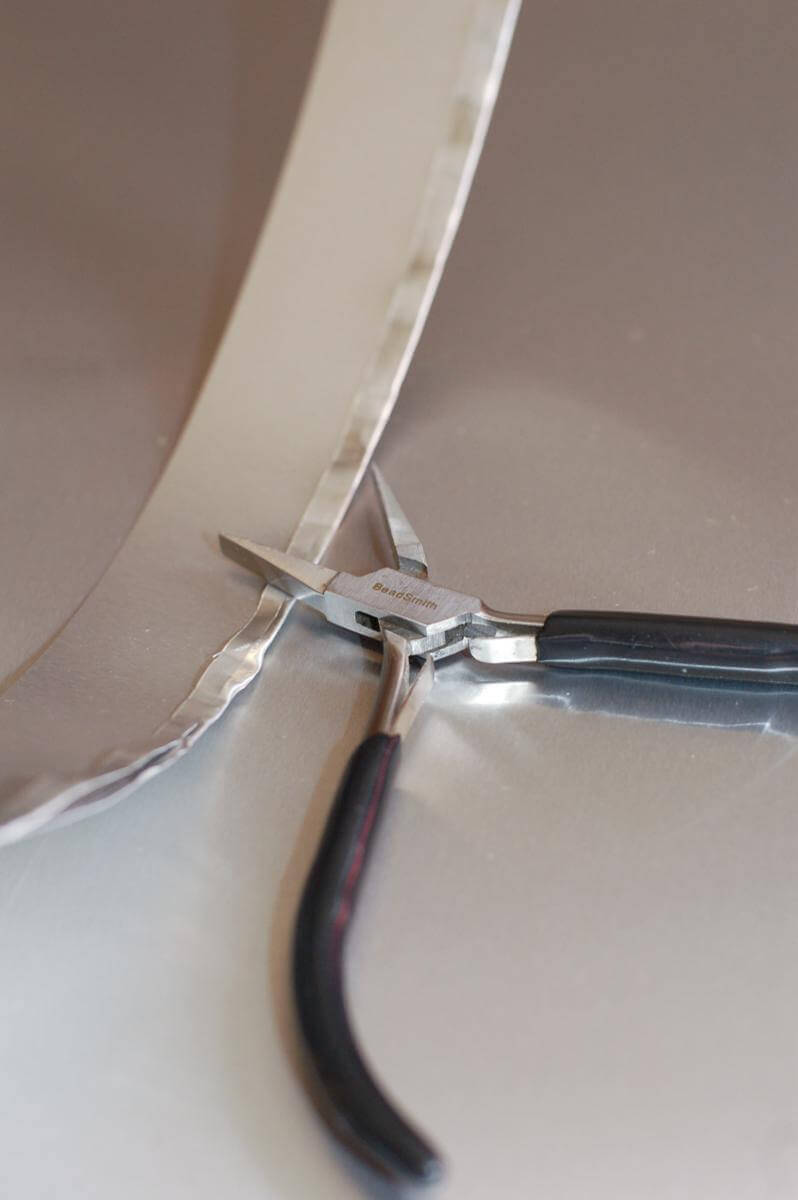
[371,465,428,578]
[219,468,543,663]
[217,536,335,603]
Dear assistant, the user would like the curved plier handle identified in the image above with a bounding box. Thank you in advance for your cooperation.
[292,628,442,1185]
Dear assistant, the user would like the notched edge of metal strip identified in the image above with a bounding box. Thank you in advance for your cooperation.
[0,0,521,847]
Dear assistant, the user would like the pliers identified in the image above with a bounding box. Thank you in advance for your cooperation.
[220,467,798,1186]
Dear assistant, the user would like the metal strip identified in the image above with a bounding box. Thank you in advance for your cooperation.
[0,0,520,846]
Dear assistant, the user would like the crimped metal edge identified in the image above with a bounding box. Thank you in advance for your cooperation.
[0,0,521,846]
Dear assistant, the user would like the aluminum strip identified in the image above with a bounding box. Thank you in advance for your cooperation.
[0,0,520,847]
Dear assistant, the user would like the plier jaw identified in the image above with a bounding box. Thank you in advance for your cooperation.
[220,467,545,666]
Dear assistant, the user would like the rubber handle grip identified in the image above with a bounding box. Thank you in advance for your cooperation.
[537,611,798,685]
[292,732,443,1185]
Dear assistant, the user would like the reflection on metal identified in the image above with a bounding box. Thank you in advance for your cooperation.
[445,655,798,739]
[469,633,539,664]
[0,0,522,847]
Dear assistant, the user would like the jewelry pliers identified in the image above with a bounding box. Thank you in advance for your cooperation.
[220,467,798,1186]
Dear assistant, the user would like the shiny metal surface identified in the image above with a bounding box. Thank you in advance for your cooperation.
[328,568,481,658]
[0,0,520,847]
[219,535,543,663]
[219,537,338,602]
[3,4,798,1200]
[387,656,436,741]
[221,472,545,666]
[468,628,539,664]
[369,627,417,738]
[372,466,429,578]
[370,627,411,737]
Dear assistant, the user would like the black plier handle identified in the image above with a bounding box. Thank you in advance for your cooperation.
[292,628,442,1185]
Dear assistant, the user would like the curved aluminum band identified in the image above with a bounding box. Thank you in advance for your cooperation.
[0,0,521,847]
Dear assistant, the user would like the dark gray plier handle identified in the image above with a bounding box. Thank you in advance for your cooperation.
[534,611,798,684]
[291,628,442,1185]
